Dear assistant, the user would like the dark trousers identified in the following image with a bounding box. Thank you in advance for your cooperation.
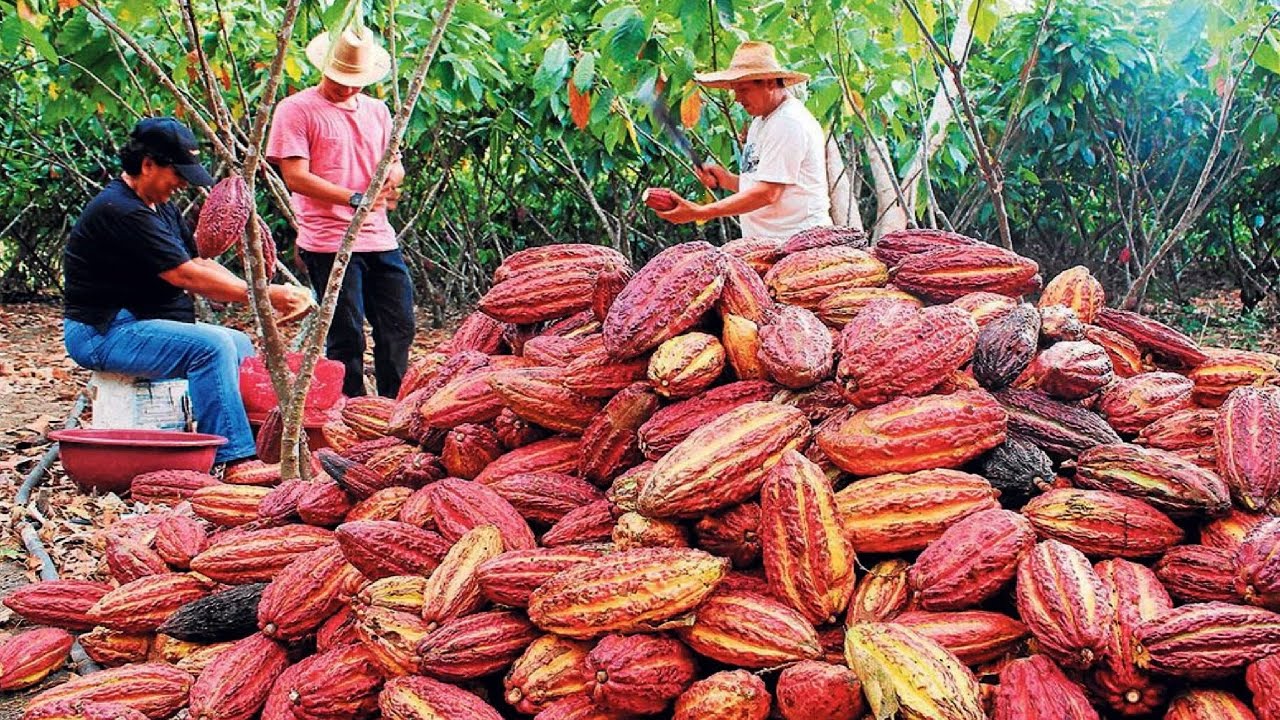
[300,248,415,398]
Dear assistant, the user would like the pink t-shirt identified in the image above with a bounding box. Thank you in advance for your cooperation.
[266,86,398,253]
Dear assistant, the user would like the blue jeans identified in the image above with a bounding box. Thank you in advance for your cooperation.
[300,248,415,397]
[63,310,257,463]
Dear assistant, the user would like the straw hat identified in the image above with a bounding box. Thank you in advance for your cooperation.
[695,41,809,89]
[305,25,391,87]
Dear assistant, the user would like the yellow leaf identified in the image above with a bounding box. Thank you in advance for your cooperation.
[285,56,303,83]
[568,80,592,131]
[48,82,59,100]
[680,88,702,129]
[622,114,641,155]
[216,64,232,91]
[16,0,36,23]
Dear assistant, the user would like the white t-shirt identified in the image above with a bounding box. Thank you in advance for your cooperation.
[738,96,833,240]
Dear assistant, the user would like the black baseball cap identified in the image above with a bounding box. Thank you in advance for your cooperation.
[129,117,215,187]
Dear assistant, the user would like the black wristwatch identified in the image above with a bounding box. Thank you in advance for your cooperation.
[348,192,365,208]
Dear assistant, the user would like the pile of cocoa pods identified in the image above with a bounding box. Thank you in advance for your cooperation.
[4,227,1280,720]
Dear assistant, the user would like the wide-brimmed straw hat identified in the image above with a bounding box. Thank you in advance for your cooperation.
[695,41,809,89]
[305,25,391,87]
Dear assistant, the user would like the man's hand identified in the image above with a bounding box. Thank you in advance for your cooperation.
[696,163,736,192]
[655,192,707,225]
[267,284,315,324]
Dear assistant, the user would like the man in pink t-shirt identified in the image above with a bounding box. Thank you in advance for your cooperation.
[267,25,413,397]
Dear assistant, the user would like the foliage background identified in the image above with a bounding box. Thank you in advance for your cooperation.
[0,0,1277,330]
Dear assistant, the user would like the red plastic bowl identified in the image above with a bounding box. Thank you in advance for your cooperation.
[239,354,345,416]
[49,429,227,495]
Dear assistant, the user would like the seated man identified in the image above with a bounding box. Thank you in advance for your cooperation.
[61,117,312,466]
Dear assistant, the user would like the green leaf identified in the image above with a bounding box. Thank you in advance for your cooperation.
[0,15,24,57]
[917,0,937,36]
[534,38,571,95]
[1254,32,1280,76]
[602,6,647,65]
[572,52,596,91]
[1164,0,1207,61]
[971,1,999,46]
[21,20,56,64]
[715,0,734,27]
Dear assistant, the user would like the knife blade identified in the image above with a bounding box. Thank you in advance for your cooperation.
[648,93,704,170]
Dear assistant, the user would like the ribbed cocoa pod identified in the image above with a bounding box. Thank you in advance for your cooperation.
[296,480,355,527]
[1202,508,1268,552]
[255,479,304,525]
[1023,488,1184,558]
[340,396,395,439]
[489,367,603,435]
[784,224,869,252]
[1155,545,1242,603]
[717,253,776,323]
[694,502,761,568]
[493,245,629,285]
[356,575,428,615]
[286,644,382,720]
[418,367,509,429]
[561,347,650,399]
[678,588,821,667]
[972,303,1042,391]
[103,534,169,584]
[1216,387,1280,512]
[1084,324,1146,378]
[1015,539,1111,669]
[647,332,726,399]
[1137,407,1218,462]
[775,660,864,720]
[475,436,581,485]
[416,609,538,681]
[1136,602,1280,679]
[440,309,507,354]
[1237,518,1280,609]
[319,447,397,500]
[636,380,779,459]
[421,477,536,550]
[186,633,288,720]
[721,313,768,381]
[910,508,1036,610]
[131,469,220,505]
[759,450,855,624]
[378,675,503,720]
[578,383,657,486]
[816,285,922,327]
[844,621,985,720]
[835,469,1000,553]
[590,263,634,322]
[194,176,250,257]
[818,390,1007,476]
[78,628,151,667]
[478,268,599,324]
[0,627,72,691]
[319,418,360,454]
[952,290,1019,328]
[254,407,284,464]
[764,246,887,309]
[995,388,1122,457]
[335,520,449,580]
[156,583,266,643]
[1165,690,1258,720]
[756,305,835,389]
[189,484,271,527]
[1098,371,1195,435]
[24,663,193,720]
[524,335,602,368]
[487,472,605,525]
[605,461,651,517]
[611,511,689,550]
[993,654,1099,720]
[440,423,503,480]
[1039,265,1105,322]
[638,402,811,518]
[420,524,505,628]
[222,460,281,487]
[891,244,1041,302]
[257,545,358,640]
[503,635,591,714]
[1039,300,1086,344]
[980,435,1054,508]
[1187,348,1280,409]
[847,559,913,624]
[873,228,986,266]
[351,603,430,677]
[528,547,729,638]
[1095,307,1209,368]
[476,547,601,608]
[190,525,334,584]
[1089,558,1172,717]
[723,236,785,272]
[87,573,212,632]
[541,499,615,546]
[25,700,152,720]
[603,241,727,359]
[837,302,978,406]
[585,633,697,715]
[672,670,770,720]
[347,486,414,522]
[1247,653,1280,720]
[894,610,1029,666]
[1019,340,1114,400]
[152,515,208,570]
[528,695,624,720]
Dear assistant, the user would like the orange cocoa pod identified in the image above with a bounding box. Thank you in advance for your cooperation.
[561,347,650,399]
[816,285,922,328]
[672,670,770,720]
[319,418,359,454]
[153,515,208,570]
[578,383,658,487]
[1155,545,1241,603]
[416,609,538,681]
[503,635,591,714]
[611,511,690,550]
[1189,348,1280,407]
[87,573,212,633]
[758,305,835,390]
[1136,407,1219,462]
[345,486,414,522]
[837,302,977,406]
[1083,324,1145,378]
[723,236,785,275]
[420,524,505,628]
[187,632,289,720]
[1165,690,1259,720]
[721,314,769,382]
[335,520,449,580]
[890,244,1041,302]
[440,423,503,480]
[834,469,1000,554]
[585,633,697,715]
[952,290,1019,328]
[352,604,430,677]
[647,332,725,399]
[1022,488,1183,558]
[603,241,727,359]
[638,401,811,518]
[1038,265,1105,323]
[818,390,1007,476]
[893,610,1029,666]
[636,380,779,460]
[480,267,600,325]
[130,469,220,505]
[340,396,395,439]
[993,654,1099,720]
[189,525,334,584]
[475,547,602,608]
[78,628,151,668]
[1095,306,1208,369]
[258,545,360,640]
[1098,371,1195,435]
[528,547,729,639]
[763,246,887,309]
[103,534,169,584]
[286,644,382,720]
[475,436,581,485]
[759,450,855,625]
[847,558,913,623]
[378,675,503,720]
[1015,539,1111,670]
[1089,558,1171,717]
[296,479,355,527]
[693,502,760,568]
[420,477,536,550]
[1216,387,1280,511]
[677,588,820,668]
[717,253,776,324]
[418,367,509,429]
[24,663,193,720]
[775,660,864,720]
[492,244,629,285]
[0,627,72,691]
[488,367,602,435]
[190,484,271,527]
[910,508,1035,611]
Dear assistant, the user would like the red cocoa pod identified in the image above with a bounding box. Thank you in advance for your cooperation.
[103,534,170,584]
[1164,690,1259,720]
[775,660,864,720]
[890,244,1041,302]
[672,670,770,720]
[296,480,355,527]
[723,236,785,274]
[78,628,151,668]
[1155,545,1243,603]
[1089,558,1171,717]
[476,547,602,608]
[1022,488,1184,558]
[1094,306,1209,369]
[678,587,822,668]
[0,627,73,691]
[579,383,658,486]
[952,290,1019,328]
[190,484,272,528]
[1202,508,1269,552]
[346,486,414,522]
[1084,324,1145,378]
[488,367,603,435]
[503,635,591,714]
[592,263,634,322]
[540,499,615,547]
[440,423,503,480]
[1237,518,1280,609]
[492,244,629,285]
[351,604,429,677]
[758,305,836,389]
[834,469,1000,554]
[194,176,250,258]
[1216,387,1280,512]
[1189,348,1280,408]
[416,609,539,681]
[24,663,193,720]
[258,545,360,641]
[1018,340,1114,400]
[561,347,650,399]
[1075,442,1231,517]
[152,514,209,570]
[187,632,289,720]
[1247,653,1280,720]
[764,245,888,309]
[130,469,220,505]
[256,478,305,525]
[335,520,450,580]
[378,675,504,720]
[442,309,507,354]
[1015,539,1111,670]
[694,502,761,568]
[1136,407,1218,459]
[531,695,628,720]
[523,334,600,367]
[421,477,536,550]
[717,253,776,324]
[420,525,505,628]
[286,644,382,720]
[585,633,697,715]
[993,654,1099,720]
[2,580,113,631]
[24,700,151,720]
[603,241,728,359]
[839,301,978,405]
[1098,371,1195,435]
[894,610,1029,666]
[189,525,335,584]
[1136,601,1280,679]
[847,558,913,623]
[475,436,581,484]
[910,508,1036,611]
[873,227,986,266]
[636,380,780,460]
[642,187,678,211]
[87,573,212,632]
[783,225,869,252]
[487,472,605,525]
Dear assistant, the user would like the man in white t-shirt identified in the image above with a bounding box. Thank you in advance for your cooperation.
[654,41,832,239]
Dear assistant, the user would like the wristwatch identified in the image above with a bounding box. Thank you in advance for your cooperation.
[347,192,365,208]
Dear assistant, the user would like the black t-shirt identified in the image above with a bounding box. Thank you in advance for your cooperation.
[63,178,197,329]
